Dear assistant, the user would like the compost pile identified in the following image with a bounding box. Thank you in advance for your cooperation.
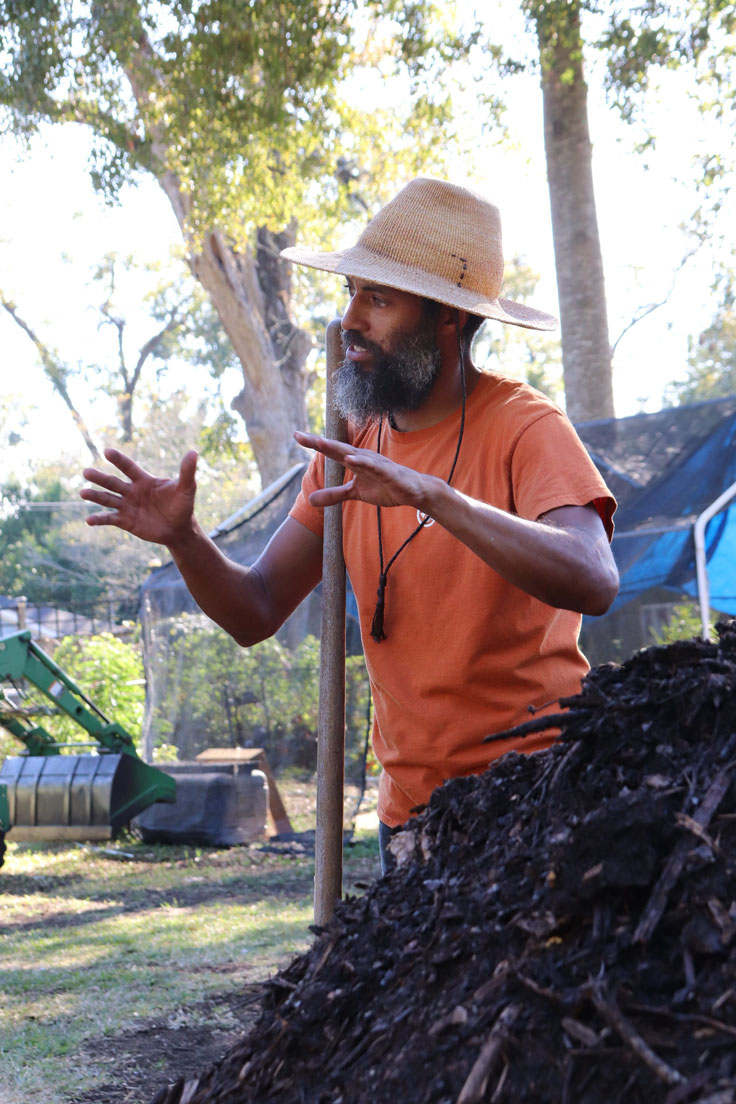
[152,623,736,1104]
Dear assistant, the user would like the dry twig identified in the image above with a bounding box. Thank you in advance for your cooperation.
[456,1005,519,1104]
[634,767,733,944]
[587,981,684,1087]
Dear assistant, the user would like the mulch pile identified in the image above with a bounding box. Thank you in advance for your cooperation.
[151,622,736,1104]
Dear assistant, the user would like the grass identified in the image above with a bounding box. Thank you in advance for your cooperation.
[0,777,381,1104]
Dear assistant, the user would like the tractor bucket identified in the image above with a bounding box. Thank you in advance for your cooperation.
[0,753,176,841]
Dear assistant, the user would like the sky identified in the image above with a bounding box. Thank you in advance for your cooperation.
[0,8,731,477]
[0,126,187,471]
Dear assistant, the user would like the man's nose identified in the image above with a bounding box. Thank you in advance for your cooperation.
[341,295,365,332]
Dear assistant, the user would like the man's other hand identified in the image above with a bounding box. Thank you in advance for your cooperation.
[80,448,198,548]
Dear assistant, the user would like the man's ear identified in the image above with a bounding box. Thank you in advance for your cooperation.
[436,306,469,337]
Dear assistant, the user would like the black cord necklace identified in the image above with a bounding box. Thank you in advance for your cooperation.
[370,316,468,642]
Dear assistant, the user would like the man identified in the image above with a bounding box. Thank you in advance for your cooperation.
[81,178,618,871]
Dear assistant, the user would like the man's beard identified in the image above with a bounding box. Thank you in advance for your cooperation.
[333,317,442,426]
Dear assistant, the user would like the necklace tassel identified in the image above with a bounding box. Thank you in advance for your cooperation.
[371,575,388,643]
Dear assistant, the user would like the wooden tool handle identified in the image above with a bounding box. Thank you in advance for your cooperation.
[314,318,347,926]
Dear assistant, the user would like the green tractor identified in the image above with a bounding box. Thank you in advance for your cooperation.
[0,630,175,867]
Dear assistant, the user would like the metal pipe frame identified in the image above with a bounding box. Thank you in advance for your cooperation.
[693,479,736,641]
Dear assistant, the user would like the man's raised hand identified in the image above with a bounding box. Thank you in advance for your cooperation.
[80,448,199,548]
[294,431,430,510]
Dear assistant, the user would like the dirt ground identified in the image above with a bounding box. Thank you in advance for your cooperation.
[70,985,267,1104]
[64,841,377,1104]
[2,776,381,1104]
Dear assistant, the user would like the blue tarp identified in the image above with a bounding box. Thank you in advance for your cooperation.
[576,396,736,615]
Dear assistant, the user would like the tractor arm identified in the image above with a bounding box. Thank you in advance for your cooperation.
[0,631,137,756]
[0,697,60,756]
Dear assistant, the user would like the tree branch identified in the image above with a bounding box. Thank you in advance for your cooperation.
[99,299,128,387]
[132,312,182,392]
[611,245,701,357]
[1,296,102,462]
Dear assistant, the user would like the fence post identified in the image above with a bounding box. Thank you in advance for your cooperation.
[140,593,155,763]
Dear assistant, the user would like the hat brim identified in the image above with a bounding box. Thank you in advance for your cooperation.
[281,244,558,332]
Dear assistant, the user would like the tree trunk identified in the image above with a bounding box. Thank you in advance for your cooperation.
[190,228,312,487]
[535,1,615,422]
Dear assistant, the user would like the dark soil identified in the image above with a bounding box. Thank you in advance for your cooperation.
[69,987,266,1104]
[147,621,736,1104]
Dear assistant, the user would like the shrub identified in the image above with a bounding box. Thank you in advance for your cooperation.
[148,617,371,776]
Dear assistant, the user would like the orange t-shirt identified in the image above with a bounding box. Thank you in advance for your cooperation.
[290,372,615,827]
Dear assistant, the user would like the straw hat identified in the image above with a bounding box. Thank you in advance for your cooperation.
[281,177,557,332]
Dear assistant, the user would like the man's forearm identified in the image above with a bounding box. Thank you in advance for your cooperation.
[166,520,275,646]
[417,476,618,616]
[294,431,617,615]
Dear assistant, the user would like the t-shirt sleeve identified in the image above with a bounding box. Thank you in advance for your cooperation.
[511,409,617,540]
[289,451,326,538]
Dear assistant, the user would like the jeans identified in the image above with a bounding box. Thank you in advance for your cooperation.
[378,820,401,875]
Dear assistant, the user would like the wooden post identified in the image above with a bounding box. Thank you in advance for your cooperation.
[314,319,347,927]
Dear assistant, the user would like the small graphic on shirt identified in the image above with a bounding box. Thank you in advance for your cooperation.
[417,510,436,527]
